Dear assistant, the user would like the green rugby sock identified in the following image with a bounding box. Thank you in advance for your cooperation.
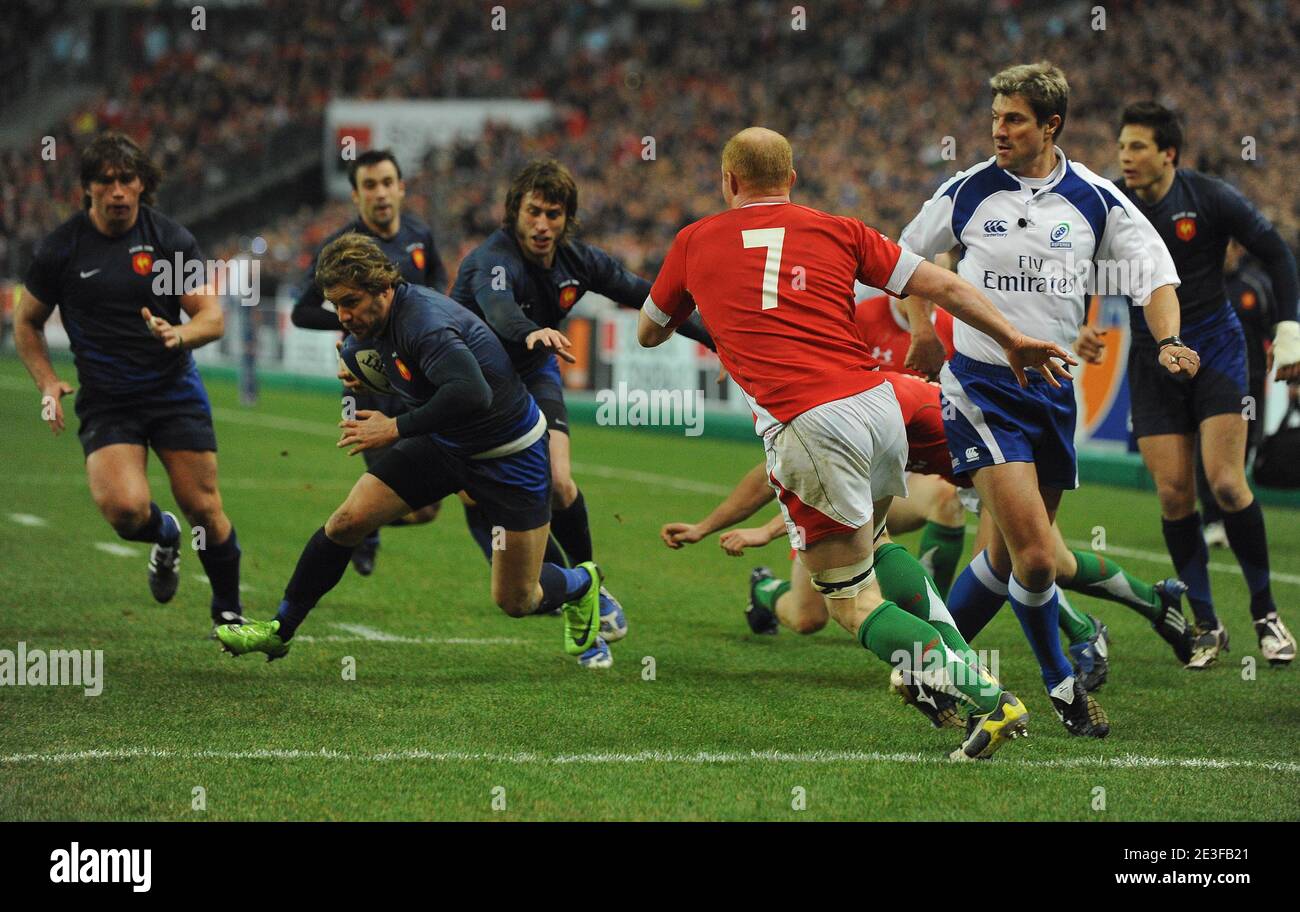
[875,542,974,662]
[1055,589,1096,645]
[857,601,999,714]
[1065,550,1161,621]
[918,521,966,598]
[753,577,790,611]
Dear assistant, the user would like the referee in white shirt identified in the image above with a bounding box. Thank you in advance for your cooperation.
[897,61,1194,738]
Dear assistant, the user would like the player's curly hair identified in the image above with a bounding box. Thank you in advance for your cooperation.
[990,61,1069,141]
[79,132,163,209]
[503,159,580,239]
[315,232,404,295]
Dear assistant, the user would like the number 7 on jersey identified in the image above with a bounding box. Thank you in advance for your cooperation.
[742,227,785,310]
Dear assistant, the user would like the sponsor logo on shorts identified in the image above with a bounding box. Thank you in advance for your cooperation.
[964,446,980,462]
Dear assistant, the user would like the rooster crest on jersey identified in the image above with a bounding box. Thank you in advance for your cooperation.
[338,335,395,394]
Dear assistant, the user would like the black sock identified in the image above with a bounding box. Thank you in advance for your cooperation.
[198,527,242,619]
[550,490,593,565]
[463,504,494,563]
[274,527,354,639]
[543,532,570,568]
[1221,500,1276,621]
[1162,512,1217,628]
[121,502,178,545]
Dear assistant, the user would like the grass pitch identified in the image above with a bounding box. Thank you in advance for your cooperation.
[1,357,1297,821]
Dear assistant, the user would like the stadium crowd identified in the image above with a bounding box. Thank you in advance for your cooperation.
[2,0,1297,287]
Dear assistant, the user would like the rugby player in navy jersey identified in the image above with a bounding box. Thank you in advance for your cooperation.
[450,160,713,592]
[292,149,449,577]
[1117,102,1299,667]
[15,132,246,632]
[217,233,620,668]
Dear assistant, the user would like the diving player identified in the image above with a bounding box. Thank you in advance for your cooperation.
[292,149,449,577]
[1116,101,1298,667]
[217,233,618,668]
[15,132,246,632]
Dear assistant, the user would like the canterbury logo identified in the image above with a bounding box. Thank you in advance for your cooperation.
[983,220,1008,235]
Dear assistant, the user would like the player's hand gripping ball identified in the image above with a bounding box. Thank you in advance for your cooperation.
[338,335,395,395]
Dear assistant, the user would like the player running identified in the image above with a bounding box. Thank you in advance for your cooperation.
[1116,102,1299,667]
[15,132,246,633]
[898,63,1193,737]
[217,233,619,668]
[292,149,449,577]
[449,159,711,589]
[641,126,1075,760]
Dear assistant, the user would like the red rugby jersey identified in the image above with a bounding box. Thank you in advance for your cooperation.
[645,201,922,435]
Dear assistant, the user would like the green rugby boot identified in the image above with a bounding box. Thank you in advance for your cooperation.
[217,619,290,662]
[563,562,603,656]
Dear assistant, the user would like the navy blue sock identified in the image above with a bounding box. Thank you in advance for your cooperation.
[1008,577,1073,689]
[550,490,593,565]
[362,529,380,548]
[274,527,354,639]
[537,562,592,613]
[463,504,494,563]
[197,527,242,618]
[1162,513,1217,628]
[946,551,1008,642]
[121,502,179,546]
[1221,500,1275,621]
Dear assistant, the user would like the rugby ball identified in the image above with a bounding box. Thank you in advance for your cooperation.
[338,335,395,395]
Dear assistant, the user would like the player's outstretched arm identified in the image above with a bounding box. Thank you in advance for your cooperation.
[144,286,225,351]
[1141,284,1200,380]
[902,260,1076,387]
[13,291,74,434]
[660,462,776,548]
[720,515,787,556]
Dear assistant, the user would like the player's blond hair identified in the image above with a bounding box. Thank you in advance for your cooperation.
[990,61,1070,140]
[721,128,794,193]
[316,232,403,295]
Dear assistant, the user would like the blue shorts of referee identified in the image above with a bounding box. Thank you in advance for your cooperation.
[939,352,1079,490]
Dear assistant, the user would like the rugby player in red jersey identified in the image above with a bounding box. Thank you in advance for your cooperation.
[640,127,1074,760]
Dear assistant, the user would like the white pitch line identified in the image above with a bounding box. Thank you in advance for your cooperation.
[292,623,525,647]
[1,746,1297,775]
[93,542,139,558]
[568,461,733,497]
[7,512,47,527]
